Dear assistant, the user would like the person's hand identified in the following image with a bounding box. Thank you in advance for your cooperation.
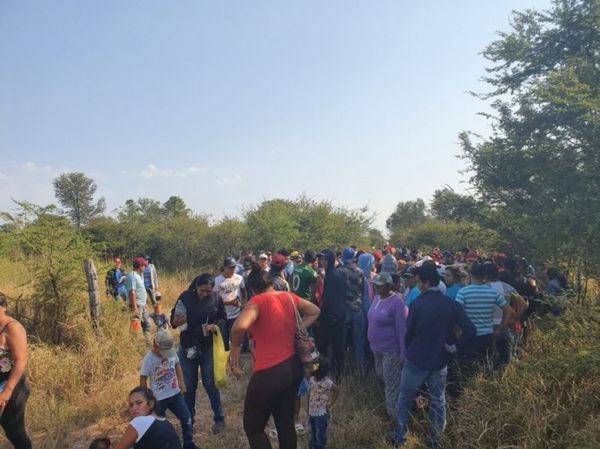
[207,324,219,334]
[229,347,243,378]
[0,389,12,415]
[180,385,187,395]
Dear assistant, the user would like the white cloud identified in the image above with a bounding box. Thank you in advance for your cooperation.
[22,161,61,175]
[216,174,243,187]
[135,164,209,179]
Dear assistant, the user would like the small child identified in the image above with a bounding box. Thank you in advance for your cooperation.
[140,330,195,449]
[88,437,111,449]
[150,303,170,329]
[307,357,339,449]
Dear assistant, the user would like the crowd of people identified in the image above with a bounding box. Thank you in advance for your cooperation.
[0,244,566,449]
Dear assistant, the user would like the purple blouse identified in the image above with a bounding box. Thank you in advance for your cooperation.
[367,293,408,356]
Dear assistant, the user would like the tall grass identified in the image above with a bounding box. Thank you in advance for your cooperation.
[1,261,598,449]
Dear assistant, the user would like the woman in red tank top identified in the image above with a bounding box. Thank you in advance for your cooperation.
[230,264,319,449]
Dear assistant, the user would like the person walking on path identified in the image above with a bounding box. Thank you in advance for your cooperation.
[0,291,32,449]
[171,273,227,435]
[230,264,320,449]
[140,330,195,449]
[127,257,152,342]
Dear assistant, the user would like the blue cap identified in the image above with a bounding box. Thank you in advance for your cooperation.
[341,247,356,264]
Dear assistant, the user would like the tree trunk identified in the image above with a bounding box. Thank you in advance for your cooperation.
[83,259,101,327]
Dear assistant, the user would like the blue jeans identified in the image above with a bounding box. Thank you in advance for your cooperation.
[346,307,367,375]
[156,393,194,448]
[178,344,225,424]
[394,360,447,449]
[309,413,329,449]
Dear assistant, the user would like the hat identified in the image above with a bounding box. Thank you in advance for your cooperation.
[341,247,356,264]
[155,330,177,359]
[290,250,301,260]
[259,253,268,260]
[402,265,417,277]
[271,254,287,270]
[133,257,146,269]
[223,257,237,268]
[372,250,383,262]
[372,272,393,286]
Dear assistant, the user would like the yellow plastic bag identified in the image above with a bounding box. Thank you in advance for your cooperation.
[213,326,229,388]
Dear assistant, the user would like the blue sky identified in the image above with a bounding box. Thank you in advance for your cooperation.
[0,0,551,231]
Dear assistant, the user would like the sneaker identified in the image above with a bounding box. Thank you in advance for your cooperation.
[269,428,278,439]
[295,423,305,435]
[212,421,225,434]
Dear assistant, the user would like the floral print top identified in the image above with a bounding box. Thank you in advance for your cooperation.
[308,376,335,417]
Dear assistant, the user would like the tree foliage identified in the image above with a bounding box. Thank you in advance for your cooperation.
[460,0,600,275]
[430,188,480,222]
[2,202,93,344]
[386,199,428,233]
[53,172,106,227]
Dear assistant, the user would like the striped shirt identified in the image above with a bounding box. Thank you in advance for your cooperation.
[455,284,507,336]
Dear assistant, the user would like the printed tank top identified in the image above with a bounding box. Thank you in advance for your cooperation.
[0,322,15,383]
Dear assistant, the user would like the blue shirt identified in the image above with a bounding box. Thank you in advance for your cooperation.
[126,271,148,306]
[405,287,422,306]
[455,284,507,336]
[405,290,476,371]
[445,284,464,300]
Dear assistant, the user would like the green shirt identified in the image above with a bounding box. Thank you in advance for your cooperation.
[292,263,318,301]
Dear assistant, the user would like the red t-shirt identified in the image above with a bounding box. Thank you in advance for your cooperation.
[249,290,300,372]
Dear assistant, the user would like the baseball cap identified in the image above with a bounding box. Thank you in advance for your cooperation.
[223,257,237,268]
[154,330,177,359]
[341,247,356,264]
[402,265,417,278]
[290,250,301,260]
[372,272,393,286]
[259,253,268,260]
[271,254,287,270]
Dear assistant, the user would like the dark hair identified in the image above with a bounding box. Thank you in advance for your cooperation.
[89,437,112,449]
[188,273,215,290]
[313,356,330,380]
[483,261,499,280]
[546,267,560,280]
[415,262,440,287]
[247,262,274,294]
[277,249,289,257]
[128,386,156,413]
[0,292,7,308]
[470,262,487,279]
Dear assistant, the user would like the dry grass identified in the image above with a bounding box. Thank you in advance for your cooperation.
[1,261,598,449]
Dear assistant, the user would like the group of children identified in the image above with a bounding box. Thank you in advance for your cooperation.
[89,321,339,449]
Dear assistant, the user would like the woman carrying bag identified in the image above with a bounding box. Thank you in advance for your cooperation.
[230,263,320,449]
[170,273,227,435]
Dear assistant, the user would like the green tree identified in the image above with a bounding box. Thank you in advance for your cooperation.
[163,196,190,219]
[53,172,106,227]
[460,0,600,275]
[386,199,428,233]
[430,188,480,222]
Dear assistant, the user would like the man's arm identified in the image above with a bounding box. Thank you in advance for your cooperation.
[494,304,514,337]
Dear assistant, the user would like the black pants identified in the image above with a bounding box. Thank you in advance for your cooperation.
[243,356,302,449]
[316,317,345,379]
[1,378,32,449]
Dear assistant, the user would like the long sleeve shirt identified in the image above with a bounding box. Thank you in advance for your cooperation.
[367,293,408,357]
[405,289,476,371]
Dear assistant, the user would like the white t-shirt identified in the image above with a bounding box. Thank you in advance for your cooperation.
[488,281,516,325]
[140,353,180,401]
[214,273,245,319]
